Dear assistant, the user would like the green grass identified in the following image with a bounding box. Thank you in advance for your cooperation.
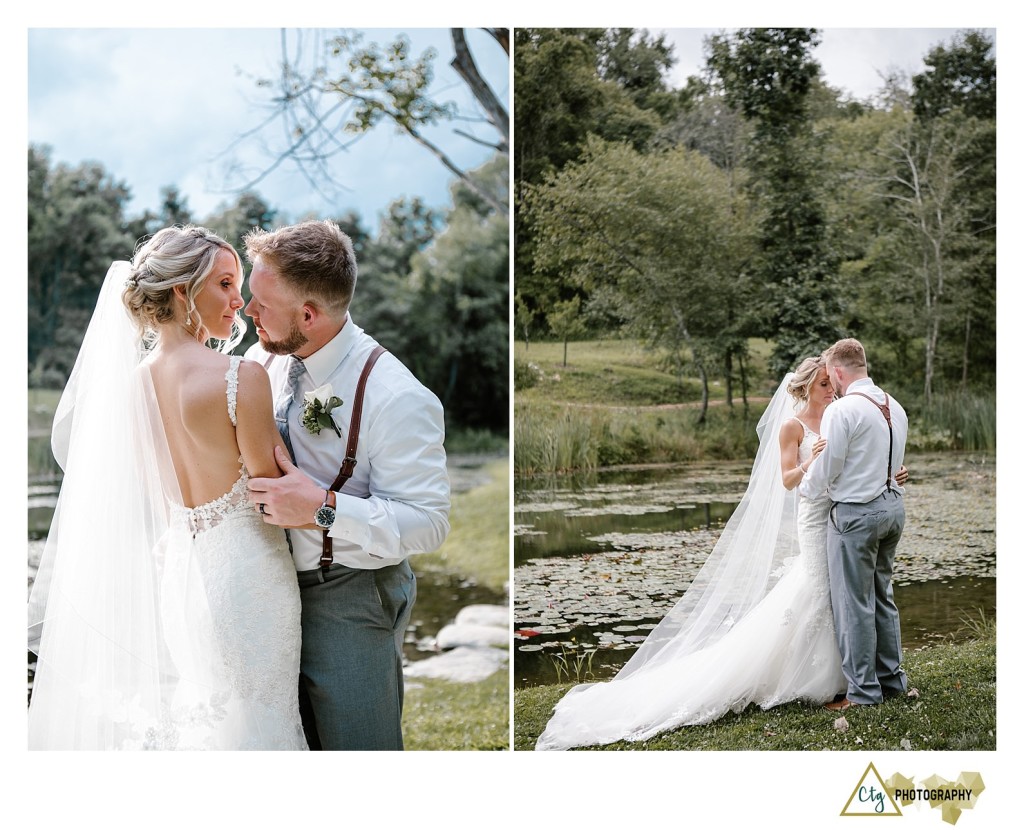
[909,391,997,452]
[445,429,508,455]
[28,389,62,481]
[416,458,509,592]
[515,339,706,405]
[404,669,509,750]
[514,632,995,751]
[404,458,510,749]
[514,400,765,475]
[514,338,777,474]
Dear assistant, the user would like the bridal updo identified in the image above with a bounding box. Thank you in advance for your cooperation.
[122,225,245,352]
[786,356,825,410]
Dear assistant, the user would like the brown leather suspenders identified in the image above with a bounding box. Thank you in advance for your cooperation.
[847,392,893,492]
[321,345,388,571]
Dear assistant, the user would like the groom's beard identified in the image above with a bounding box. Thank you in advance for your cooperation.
[260,320,309,355]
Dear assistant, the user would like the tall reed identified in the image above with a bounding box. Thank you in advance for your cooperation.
[908,392,996,452]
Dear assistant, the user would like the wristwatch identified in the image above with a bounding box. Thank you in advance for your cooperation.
[314,489,337,529]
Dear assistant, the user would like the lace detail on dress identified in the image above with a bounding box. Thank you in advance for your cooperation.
[169,357,250,535]
[170,461,250,534]
[226,355,242,426]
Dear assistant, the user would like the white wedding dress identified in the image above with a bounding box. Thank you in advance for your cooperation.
[536,397,846,750]
[28,263,306,750]
[152,356,306,750]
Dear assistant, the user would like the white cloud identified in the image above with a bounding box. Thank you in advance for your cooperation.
[28,27,508,230]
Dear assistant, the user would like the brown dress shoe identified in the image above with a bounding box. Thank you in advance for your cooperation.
[824,698,859,711]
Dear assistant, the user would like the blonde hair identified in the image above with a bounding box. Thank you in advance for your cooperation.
[122,225,245,352]
[786,355,825,410]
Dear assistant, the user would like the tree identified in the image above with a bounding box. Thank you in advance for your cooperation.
[912,30,996,122]
[246,28,509,217]
[546,296,587,367]
[405,157,509,430]
[28,146,136,388]
[514,28,672,338]
[709,28,843,375]
[525,138,756,422]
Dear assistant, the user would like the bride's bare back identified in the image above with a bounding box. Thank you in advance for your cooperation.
[148,343,285,508]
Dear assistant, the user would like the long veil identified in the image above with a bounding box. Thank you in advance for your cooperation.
[610,374,801,679]
[26,262,220,749]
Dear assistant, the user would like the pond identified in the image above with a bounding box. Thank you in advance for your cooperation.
[514,452,995,688]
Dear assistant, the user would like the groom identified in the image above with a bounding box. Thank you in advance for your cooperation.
[800,338,909,710]
[242,219,450,750]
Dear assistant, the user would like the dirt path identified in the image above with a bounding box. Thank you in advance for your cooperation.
[553,397,771,412]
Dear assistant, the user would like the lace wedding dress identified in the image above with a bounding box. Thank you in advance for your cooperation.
[536,398,846,750]
[28,262,306,750]
[154,356,306,750]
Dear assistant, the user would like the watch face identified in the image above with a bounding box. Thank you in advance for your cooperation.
[315,505,336,528]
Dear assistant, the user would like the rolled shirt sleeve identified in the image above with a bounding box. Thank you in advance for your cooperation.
[327,384,450,568]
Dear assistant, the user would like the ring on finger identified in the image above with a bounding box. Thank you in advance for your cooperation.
[259,503,266,515]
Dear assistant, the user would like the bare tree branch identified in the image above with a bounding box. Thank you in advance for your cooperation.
[450,28,509,152]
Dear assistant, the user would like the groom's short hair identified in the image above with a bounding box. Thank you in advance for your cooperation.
[244,220,357,315]
[825,338,867,371]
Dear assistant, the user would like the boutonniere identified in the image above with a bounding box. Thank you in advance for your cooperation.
[301,384,343,436]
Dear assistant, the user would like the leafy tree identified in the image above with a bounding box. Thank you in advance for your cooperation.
[156,185,194,228]
[525,137,756,421]
[514,28,669,338]
[354,197,442,356]
[28,146,136,387]
[709,28,843,375]
[912,30,996,122]
[406,157,509,430]
[546,296,587,368]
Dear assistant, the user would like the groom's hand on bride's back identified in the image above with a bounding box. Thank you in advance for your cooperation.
[247,446,322,529]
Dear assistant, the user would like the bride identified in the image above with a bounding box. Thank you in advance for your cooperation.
[535,356,906,750]
[28,226,307,750]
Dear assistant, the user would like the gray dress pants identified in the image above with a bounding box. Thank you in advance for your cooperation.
[827,490,908,705]
[296,560,416,750]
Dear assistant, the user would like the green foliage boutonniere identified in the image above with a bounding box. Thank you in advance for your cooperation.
[301,384,343,437]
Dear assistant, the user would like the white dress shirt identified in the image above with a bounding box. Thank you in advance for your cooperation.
[800,377,908,504]
[246,315,450,571]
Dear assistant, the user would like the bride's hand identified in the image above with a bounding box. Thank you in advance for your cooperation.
[895,464,909,486]
[811,437,827,460]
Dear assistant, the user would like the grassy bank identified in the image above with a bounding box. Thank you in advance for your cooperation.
[405,670,508,751]
[404,457,510,750]
[515,400,764,475]
[513,631,995,751]
[514,339,996,474]
[416,457,509,592]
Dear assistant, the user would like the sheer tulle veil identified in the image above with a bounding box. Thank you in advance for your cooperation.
[27,262,216,749]
[606,373,802,680]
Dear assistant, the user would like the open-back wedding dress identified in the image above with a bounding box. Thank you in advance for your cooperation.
[536,377,845,750]
[28,262,306,750]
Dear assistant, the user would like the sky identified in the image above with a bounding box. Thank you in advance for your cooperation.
[661,27,997,101]
[27,27,508,232]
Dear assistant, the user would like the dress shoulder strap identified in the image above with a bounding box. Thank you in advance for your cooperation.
[226,355,243,426]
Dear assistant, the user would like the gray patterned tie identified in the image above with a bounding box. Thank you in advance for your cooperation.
[275,355,305,460]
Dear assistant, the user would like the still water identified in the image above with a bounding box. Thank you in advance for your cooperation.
[514,454,995,688]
